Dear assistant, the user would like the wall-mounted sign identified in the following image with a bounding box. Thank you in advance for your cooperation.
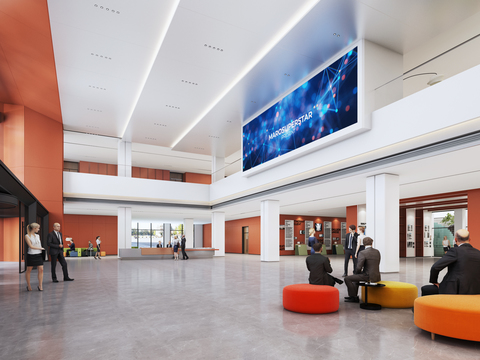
[285,220,294,251]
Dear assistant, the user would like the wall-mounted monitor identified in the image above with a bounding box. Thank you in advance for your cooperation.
[243,47,358,172]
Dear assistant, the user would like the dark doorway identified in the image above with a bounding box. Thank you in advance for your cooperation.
[242,226,249,254]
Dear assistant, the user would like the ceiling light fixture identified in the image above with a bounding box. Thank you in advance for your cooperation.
[169,0,321,148]
[119,0,181,138]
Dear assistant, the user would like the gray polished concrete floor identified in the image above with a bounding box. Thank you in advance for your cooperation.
[0,254,479,360]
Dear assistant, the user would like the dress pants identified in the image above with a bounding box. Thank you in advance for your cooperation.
[344,273,369,297]
[50,252,69,280]
[421,285,440,296]
[344,248,357,275]
[181,248,189,260]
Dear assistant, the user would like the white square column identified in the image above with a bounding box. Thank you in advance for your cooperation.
[118,207,132,256]
[118,141,132,177]
[212,156,225,183]
[212,212,225,256]
[366,174,399,273]
[184,218,194,248]
[454,209,467,233]
[261,200,280,262]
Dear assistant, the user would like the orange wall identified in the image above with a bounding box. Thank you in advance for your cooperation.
[468,189,480,249]
[2,218,19,262]
[63,215,118,255]
[346,205,357,230]
[0,218,4,261]
[203,223,211,247]
[225,217,261,254]
[3,104,25,181]
[23,107,63,229]
[279,215,345,255]
[79,161,117,176]
[204,214,345,256]
[184,172,211,185]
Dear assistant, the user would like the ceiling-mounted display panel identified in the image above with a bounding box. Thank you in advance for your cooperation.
[242,44,361,174]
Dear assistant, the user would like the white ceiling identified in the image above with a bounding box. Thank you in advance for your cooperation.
[53,1,480,222]
[50,0,480,163]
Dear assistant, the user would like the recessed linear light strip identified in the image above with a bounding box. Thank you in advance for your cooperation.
[119,0,181,138]
[170,0,321,148]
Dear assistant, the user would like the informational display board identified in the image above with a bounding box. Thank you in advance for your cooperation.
[341,222,346,247]
[305,220,313,245]
[285,220,294,251]
[243,47,358,172]
[324,221,332,250]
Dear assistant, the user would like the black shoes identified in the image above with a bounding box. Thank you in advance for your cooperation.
[64,278,74,281]
[26,286,32,291]
[334,278,344,285]
[342,273,347,277]
[53,279,59,283]
[37,286,43,291]
[344,296,359,303]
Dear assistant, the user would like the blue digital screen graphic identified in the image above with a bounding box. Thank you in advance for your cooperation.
[242,47,358,171]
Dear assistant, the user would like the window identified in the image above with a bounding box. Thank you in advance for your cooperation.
[63,161,79,172]
[170,172,184,182]
[131,223,163,248]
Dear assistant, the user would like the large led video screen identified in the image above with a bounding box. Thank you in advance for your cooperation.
[242,47,358,172]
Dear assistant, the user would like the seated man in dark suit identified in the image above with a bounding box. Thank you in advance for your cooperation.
[422,229,480,296]
[344,237,381,303]
[306,243,343,286]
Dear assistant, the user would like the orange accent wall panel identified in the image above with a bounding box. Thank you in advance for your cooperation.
[2,104,25,182]
[184,172,211,185]
[203,224,212,248]
[3,217,19,262]
[23,107,63,229]
[468,189,480,249]
[98,163,107,175]
[63,215,118,255]
[0,0,62,122]
[107,164,117,176]
[79,161,89,173]
[163,170,170,180]
[148,168,156,179]
[140,168,148,179]
[279,215,346,255]
[89,162,99,174]
[225,217,260,254]
[132,167,140,178]
[155,169,163,180]
[346,206,357,229]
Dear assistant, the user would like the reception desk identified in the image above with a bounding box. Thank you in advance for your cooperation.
[119,247,216,260]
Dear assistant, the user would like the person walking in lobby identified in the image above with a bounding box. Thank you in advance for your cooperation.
[47,223,74,282]
[421,229,480,296]
[181,235,189,260]
[306,243,343,286]
[343,225,358,277]
[355,226,366,259]
[173,236,179,261]
[344,237,381,303]
[25,223,45,291]
[94,236,101,259]
[442,235,450,254]
[307,228,317,254]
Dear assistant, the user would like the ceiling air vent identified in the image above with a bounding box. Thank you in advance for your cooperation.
[91,53,112,60]
[89,85,107,91]
[165,105,180,109]
[181,80,198,85]
[204,44,224,52]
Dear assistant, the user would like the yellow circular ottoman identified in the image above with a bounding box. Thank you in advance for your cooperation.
[414,295,480,341]
[361,281,418,308]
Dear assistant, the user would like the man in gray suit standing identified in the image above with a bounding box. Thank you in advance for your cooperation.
[344,237,380,303]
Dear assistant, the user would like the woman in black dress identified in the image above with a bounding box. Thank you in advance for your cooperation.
[25,222,45,291]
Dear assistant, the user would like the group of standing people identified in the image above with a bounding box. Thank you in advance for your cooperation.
[24,221,105,291]
[172,235,189,260]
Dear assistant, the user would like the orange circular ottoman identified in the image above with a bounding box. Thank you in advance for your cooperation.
[414,295,480,341]
[283,284,339,314]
